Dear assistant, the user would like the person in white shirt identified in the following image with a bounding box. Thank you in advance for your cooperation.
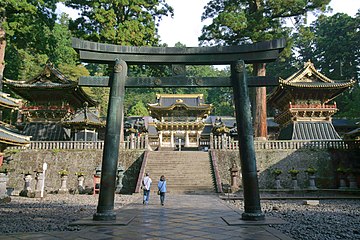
[142,172,152,205]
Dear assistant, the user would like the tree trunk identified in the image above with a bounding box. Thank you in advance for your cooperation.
[0,26,5,121]
[0,26,5,90]
[253,63,267,140]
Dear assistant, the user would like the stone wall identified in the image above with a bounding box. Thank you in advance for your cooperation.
[4,148,358,194]
[213,148,359,189]
[5,149,144,194]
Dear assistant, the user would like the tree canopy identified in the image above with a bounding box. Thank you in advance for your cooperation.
[64,0,173,46]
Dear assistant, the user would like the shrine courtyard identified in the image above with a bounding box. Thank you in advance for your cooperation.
[1,192,359,240]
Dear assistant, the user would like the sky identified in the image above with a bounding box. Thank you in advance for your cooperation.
[158,0,360,47]
[57,0,360,47]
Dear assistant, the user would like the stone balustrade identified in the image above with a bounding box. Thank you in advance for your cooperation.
[7,134,359,150]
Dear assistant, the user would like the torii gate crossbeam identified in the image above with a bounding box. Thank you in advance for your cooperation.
[72,38,286,222]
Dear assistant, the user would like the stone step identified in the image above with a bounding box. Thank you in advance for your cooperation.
[144,151,215,193]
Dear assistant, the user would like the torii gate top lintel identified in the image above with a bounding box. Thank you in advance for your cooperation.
[72,38,286,65]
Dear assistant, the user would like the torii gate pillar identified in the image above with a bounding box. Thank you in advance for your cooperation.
[231,60,264,220]
[93,59,127,221]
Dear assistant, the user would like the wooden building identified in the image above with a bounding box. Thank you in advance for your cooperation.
[0,92,30,165]
[62,103,105,141]
[3,62,97,141]
[267,60,356,140]
[148,94,212,149]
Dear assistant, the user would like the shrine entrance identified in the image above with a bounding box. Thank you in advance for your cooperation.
[148,93,211,149]
[72,38,285,222]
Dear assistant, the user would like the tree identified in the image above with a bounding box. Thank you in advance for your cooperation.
[200,0,331,139]
[311,13,359,80]
[64,0,173,46]
[0,0,59,83]
[310,13,360,118]
[128,101,149,116]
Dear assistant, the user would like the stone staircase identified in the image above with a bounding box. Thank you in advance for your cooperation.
[144,151,215,194]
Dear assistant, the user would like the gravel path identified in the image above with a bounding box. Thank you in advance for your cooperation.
[231,199,360,240]
[0,194,139,234]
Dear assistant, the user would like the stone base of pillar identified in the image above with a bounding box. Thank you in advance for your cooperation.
[241,212,265,221]
[31,191,47,198]
[58,189,69,194]
[0,196,11,203]
[93,211,116,221]
[20,189,33,197]
[230,186,239,193]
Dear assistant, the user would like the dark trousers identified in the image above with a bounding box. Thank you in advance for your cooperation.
[160,192,165,204]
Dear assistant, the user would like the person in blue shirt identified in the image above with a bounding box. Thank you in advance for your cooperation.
[157,175,167,206]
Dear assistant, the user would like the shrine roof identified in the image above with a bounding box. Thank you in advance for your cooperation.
[279,80,355,89]
[63,106,104,127]
[3,63,97,108]
[278,121,341,140]
[0,124,31,146]
[148,94,212,111]
[267,60,356,106]
[0,92,22,109]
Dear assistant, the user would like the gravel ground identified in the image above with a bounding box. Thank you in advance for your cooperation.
[0,194,139,234]
[1,194,359,240]
[231,199,360,240]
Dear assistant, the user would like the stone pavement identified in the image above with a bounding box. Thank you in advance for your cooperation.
[3,194,293,240]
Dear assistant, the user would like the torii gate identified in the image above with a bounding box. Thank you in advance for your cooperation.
[72,38,285,221]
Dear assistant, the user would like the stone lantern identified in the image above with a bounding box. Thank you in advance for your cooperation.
[20,172,33,197]
[0,172,10,203]
[229,163,240,193]
[115,165,125,194]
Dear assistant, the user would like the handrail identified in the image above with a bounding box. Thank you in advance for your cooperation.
[134,151,150,193]
[209,150,223,193]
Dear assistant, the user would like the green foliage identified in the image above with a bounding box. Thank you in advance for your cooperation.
[128,101,149,116]
[305,167,317,174]
[311,13,359,80]
[0,166,9,174]
[58,169,69,176]
[47,14,78,66]
[75,171,85,176]
[57,63,89,82]
[64,0,174,46]
[288,168,299,176]
[1,1,81,80]
[52,148,61,155]
[272,168,282,176]
[200,0,330,55]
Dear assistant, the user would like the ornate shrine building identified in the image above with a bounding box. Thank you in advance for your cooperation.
[148,94,212,149]
[267,61,356,140]
[3,63,97,141]
[0,92,30,165]
[63,103,105,141]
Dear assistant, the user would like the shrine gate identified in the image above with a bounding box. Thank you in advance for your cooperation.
[72,38,286,221]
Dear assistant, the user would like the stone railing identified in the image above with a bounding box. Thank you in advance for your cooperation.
[10,134,149,150]
[211,134,360,150]
[8,134,359,150]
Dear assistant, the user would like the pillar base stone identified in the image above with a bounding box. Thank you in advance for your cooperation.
[93,211,116,221]
[241,212,265,221]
